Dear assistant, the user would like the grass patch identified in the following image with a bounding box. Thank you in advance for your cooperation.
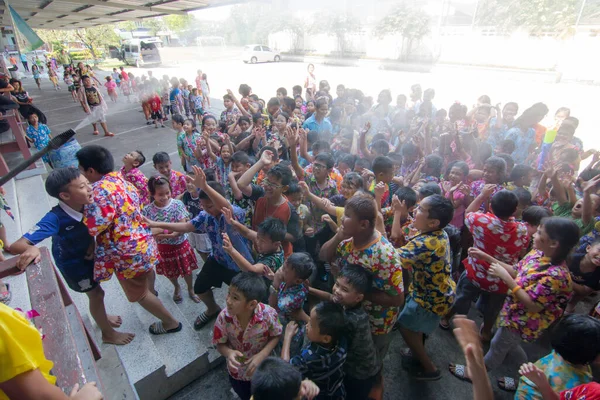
[97,58,125,70]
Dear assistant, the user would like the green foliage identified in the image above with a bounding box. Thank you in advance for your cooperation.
[310,12,361,56]
[164,14,195,33]
[374,4,430,60]
[225,3,270,45]
[74,26,119,61]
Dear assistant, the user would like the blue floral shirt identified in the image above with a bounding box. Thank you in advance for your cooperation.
[506,126,537,165]
[26,123,51,162]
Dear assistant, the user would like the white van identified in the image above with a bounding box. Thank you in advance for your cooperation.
[120,38,162,68]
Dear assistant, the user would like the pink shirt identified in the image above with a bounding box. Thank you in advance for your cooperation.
[104,81,116,91]
[119,166,149,206]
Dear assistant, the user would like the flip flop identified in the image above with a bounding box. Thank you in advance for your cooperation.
[189,293,201,303]
[498,377,517,392]
[149,321,182,335]
[173,293,183,304]
[194,309,220,330]
[448,363,472,383]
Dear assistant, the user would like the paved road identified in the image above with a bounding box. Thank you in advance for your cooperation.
[6,57,599,400]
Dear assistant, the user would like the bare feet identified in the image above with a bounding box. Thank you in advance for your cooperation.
[108,315,122,328]
[102,330,135,345]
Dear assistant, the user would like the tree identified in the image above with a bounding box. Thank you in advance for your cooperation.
[311,13,361,57]
[73,25,120,61]
[374,4,430,61]
[263,13,305,53]
[164,14,195,33]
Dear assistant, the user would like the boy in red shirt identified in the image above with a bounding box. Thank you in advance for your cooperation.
[149,91,165,128]
[442,186,529,341]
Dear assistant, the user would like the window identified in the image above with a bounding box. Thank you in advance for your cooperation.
[254,46,261,51]
[123,45,130,52]
[262,46,271,52]
[131,45,139,53]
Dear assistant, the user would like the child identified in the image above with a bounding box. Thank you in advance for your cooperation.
[508,164,534,190]
[388,186,418,249]
[309,265,381,400]
[442,189,528,340]
[161,82,171,120]
[441,161,470,229]
[515,314,600,399]
[449,217,579,391]
[282,302,347,400]
[149,91,165,128]
[229,151,255,225]
[204,130,234,189]
[144,167,254,330]
[104,76,117,103]
[286,182,313,248]
[111,67,120,85]
[270,253,314,357]
[25,113,52,165]
[566,239,600,313]
[319,195,404,369]
[10,168,135,345]
[180,178,212,262]
[64,72,76,102]
[181,82,190,116]
[470,156,506,212]
[190,87,204,122]
[519,366,600,400]
[175,116,201,172]
[79,75,114,137]
[31,64,41,90]
[152,151,187,198]
[368,156,395,208]
[551,172,600,236]
[143,176,199,304]
[251,357,320,400]
[396,195,456,381]
[121,74,131,102]
[120,150,149,206]
[200,73,210,108]
[76,145,181,335]
[213,272,282,400]
[222,216,285,279]
[48,65,60,91]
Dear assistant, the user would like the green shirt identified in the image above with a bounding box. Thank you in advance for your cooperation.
[552,202,595,235]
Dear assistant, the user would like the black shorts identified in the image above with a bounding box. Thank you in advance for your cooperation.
[58,262,98,293]
[151,110,163,120]
[194,256,239,295]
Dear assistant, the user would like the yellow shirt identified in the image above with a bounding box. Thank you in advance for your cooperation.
[0,303,55,400]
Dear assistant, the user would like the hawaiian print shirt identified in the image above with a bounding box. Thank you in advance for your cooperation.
[278,282,308,356]
[119,166,149,206]
[213,303,282,381]
[336,234,404,335]
[499,249,573,342]
[142,199,190,245]
[220,107,242,126]
[84,172,159,281]
[470,180,503,212]
[396,230,456,316]
[304,165,343,191]
[465,212,529,294]
[381,207,414,248]
[177,131,202,170]
[516,350,592,400]
[167,170,187,198]
[558,383,600,400]
[304,173,338,232]
[506,126,537,165]
[26,124,51,162]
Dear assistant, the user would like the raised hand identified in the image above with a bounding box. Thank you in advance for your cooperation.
[222,232,233,253]
[187,165,207,189]
[260,149,274,166]
[221,207,234,225]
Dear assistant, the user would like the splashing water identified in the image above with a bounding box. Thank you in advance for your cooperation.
[75,107,104,131]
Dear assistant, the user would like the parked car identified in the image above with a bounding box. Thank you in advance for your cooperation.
[242,45,281,64]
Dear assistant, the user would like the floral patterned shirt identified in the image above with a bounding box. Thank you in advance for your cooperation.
[304,165,343,191]
[304,173,338,232]
[559,383,600,400]
[396,230,456,316]
[278,282,308,355]
[26,123,51,162]
[213,303,282,381]
[506,126,538,165]
[119,166,149,206]
[498,249,573,342]
[142,199,190,245]
[167,170,187,198]
[176,131,202,170]
[336,234,404,335]
[220,107,242,127]
[469,180,503,212]
[465,212,529,294]
[83,172,159,281]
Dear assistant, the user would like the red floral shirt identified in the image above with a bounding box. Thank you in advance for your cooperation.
[464,212,529,294]
[168,170,187,198]
[119,166,149,206]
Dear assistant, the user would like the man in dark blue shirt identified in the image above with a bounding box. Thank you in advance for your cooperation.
[10,168,135,345]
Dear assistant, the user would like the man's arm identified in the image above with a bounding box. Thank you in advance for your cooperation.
[319,228,348,262]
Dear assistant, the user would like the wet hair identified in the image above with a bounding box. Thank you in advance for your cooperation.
[45,168,82,199]
[257,217,286,243]
[267,97,280,109]
[267,164,293,186]
[445,160,469,179]
[551,314,600,365]
[343,172,363,189]
[338,264,373,295]
[422,194,454,229]
[251,357,302,400]
[184,118,197,129]
[338,153,356,170]
[395,186,418,209]
[512,187,532,208]
[230,272,267,302]
[514,102,549,128]
[345,194,377,227]
[312,302,346,343]
[496,153,515,174]
[314,153,334,170]
[171,114,185,125]
[276,87,287,96]
[232,151,252,165]
[306,131,320,146]
[315,98,328,111]
[419,182,442,198]
[522,206,552,227]
[282,97,295,112]
[371,139,390,156]
[484,156,507,181]
[148,175,171,195]
[286,252,315,280]
[372,156,393,175]
[355,158,372,170]
[400,142,419,159]
[292,85,303,94]
[286,181,301,196]
[541,217,580,264]
[132,150,146,166]
[424,154,443,177]
[258,146,279,162]
[152,151,171,165]
[239,83,251,97]
[490,190,519,218]
[563,116,580,129]
[499,139,516,154]
[202,114,218,127]
[312,140,330,153]
[252,113,264,124]
[203,168,217,182]
[76,145,114,174]
[198,181,226,200]
[238,116,251,126]
[510,164,534,183]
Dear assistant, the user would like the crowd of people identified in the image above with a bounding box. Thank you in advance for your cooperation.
[2,62,600,400]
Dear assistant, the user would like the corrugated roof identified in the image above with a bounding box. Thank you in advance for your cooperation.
[0,0,237,29]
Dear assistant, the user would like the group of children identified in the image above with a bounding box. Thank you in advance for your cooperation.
[5,72,600,400]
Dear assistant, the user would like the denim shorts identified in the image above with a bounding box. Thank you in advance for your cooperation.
[398,295,441,335]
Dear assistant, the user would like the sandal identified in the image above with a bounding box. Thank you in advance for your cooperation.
[173,293,183,304]
[400,348,420,369]
[149,321,182,335]
[0,283,10,305]
[189,293,201,303]
[439,319,450,330]
[194,309,220,330]
[92,131,100,136]
[498,377,517,392]
[448,363,472,383]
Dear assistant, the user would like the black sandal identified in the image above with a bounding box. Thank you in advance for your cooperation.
[194,309,220,330]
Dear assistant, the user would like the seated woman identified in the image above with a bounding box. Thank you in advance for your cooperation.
[9,79,47,124]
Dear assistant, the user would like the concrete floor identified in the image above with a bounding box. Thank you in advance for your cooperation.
[5,54,599,400]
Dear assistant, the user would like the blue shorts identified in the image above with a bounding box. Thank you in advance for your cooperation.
[398,295,441,335]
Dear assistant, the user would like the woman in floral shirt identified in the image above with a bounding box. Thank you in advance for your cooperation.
[449,217,579,391]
